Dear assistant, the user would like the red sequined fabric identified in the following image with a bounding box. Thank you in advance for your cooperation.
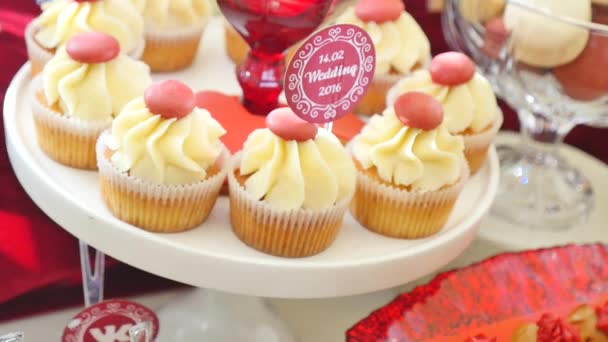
[347,244,608,341]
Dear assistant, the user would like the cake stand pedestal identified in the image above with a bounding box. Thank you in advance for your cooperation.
[4,18,500,341]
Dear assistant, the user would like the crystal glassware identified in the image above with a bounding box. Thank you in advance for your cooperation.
[217,0,333,115]
[442,0,608,229]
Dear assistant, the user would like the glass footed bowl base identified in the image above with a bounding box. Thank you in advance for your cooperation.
[491,143,593,231]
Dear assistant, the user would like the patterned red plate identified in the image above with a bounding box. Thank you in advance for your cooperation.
[347,244,608,341]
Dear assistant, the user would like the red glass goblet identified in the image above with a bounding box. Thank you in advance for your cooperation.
[218,0,333,115]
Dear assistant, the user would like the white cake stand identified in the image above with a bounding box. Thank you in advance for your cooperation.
[4,18,499,341]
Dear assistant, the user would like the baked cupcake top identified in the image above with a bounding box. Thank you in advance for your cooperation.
[238,107,356,211]
[333,0,430,76]
[352,92,465,192]
[132,0,212,30]
[388,52,501,134]
[105,80,226,185]
[42,32,150,122]
[32,0,144,54]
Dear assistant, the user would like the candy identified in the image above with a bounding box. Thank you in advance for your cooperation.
[430,52,476,86]
[355,0,404,23]
[554,34,608,101]
[144,80,196,119]
[266,107,318,142]
[394,92,444,131]
[66,32,119,64]
[482,17,509,59]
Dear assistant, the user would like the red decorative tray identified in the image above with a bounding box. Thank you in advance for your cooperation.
[347,244,608,341]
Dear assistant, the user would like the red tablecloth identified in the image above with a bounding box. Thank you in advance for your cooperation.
[0,0,606,319]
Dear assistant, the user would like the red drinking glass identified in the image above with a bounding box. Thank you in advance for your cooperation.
[218,0,333,115]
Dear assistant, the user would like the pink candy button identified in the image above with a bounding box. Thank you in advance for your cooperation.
[66,32,120,64]
[394,92,444,131]
[266,107,318,142]
[355,0,404,23]
[430,52,476,86]
[144,80,196,119]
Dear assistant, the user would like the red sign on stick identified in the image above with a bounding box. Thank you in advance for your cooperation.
[285,24,375,124]
[62,300,159,342]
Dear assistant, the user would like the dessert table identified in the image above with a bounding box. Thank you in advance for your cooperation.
[0,134,606,341]
[1,0,608,340]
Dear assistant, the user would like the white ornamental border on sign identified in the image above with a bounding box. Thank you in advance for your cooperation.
[63,302,156,342]
[287,25,375,122]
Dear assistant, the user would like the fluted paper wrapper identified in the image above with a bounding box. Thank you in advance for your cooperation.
[350,162,469,239]
[31,79,110,169]
[463,112,503,174]
[97,132,229,233]
[227,153,353,258]
[142,24,206,72]
[25,23,53,77]
[224,21,249,65]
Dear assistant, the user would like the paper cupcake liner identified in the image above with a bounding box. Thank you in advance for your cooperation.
[142,23,206,72]
[31,78,110,169]
[463,112,503,174]
[97,132,229,233]
[224,21,249,65]
[227,153,353,258]
[350,162,469,239]
[25,23,53,77]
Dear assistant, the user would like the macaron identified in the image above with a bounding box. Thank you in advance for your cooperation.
[554,34,608,100]
[266,107,318,142]
[430,52,476,86]
[66,32,119,64]
[394,92,444,131]
[144,80,196,119]
[355,0,404,23]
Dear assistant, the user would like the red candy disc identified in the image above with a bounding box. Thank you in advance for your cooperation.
[394,92,444,131]
[266,107,318,142]
[66,32,120,64]
[144,80,196,119]
[430,52,476,86]
[61,300,159,342]
[355,0,404,23]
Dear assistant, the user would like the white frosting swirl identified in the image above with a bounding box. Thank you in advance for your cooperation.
[239,128,356,211]
[33,0,144,53]
[352,108,465,191]
[131,0,211,30]
[43,47,151,121]
[106,97,226,185]
[334,7,430,76]
[388,70,501,134]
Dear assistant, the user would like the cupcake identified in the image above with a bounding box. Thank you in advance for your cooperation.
[333,0,431,115]
[387,52,503,174]
[350,92,468,239]
[97,80,229,233]
[513,313,581,342]
[132,0,212,72]
[31,32,150,169]
[228,107,356,257]
[26,0,144,76]
[223,22,299,66]
[568,305,608,342]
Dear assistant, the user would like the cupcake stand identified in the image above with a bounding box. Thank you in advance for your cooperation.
[4,18,499,340]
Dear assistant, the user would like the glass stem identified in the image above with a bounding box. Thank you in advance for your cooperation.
[237,50,285,116]
[517,109,574,162]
